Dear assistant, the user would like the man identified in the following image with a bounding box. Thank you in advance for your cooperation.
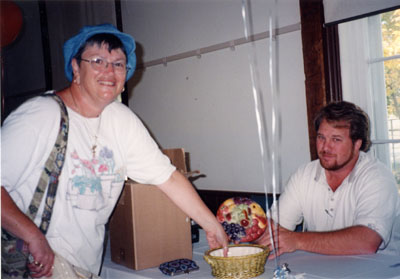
[256,101,400,258]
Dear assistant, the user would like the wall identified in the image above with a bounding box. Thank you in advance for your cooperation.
[121,0,310,193]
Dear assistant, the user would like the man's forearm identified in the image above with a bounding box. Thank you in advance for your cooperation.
[295,225,382,255]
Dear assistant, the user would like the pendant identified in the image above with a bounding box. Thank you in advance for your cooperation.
[92,134,99,158]
[92,144,97,158]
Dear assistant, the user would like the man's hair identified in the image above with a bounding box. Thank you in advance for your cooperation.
[73,33,127,62]
[314,101,371,152]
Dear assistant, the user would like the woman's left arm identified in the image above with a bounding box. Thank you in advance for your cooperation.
[157,170,228,255]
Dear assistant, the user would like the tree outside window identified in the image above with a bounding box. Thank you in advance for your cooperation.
[382,9,400,187]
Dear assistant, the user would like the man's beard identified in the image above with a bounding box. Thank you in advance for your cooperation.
[319,147,355,171]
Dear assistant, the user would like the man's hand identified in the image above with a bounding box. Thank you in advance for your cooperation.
[254,222,298,259]
[268,225,298,259]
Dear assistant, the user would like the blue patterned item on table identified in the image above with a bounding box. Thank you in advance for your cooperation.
[159,258,199,276]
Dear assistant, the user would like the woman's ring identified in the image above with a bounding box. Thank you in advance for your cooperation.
[39,263,44,269]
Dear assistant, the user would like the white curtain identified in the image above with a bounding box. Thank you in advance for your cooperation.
[339,15,391,166]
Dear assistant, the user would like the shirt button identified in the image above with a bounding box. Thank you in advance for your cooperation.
[330,208,334,212]
[331,198,334,201]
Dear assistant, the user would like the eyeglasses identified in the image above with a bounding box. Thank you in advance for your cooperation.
[79,58,130,74]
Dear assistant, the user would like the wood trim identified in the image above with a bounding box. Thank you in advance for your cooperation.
[300,0,343,161]
[38,0,52,91]
[114,0,129,106]
[300,0,327,161]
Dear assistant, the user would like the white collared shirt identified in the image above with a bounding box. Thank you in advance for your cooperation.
[276,152,400,255]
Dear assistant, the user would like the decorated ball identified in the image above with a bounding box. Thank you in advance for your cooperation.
[216,197,267,243]
[0,1,23,47]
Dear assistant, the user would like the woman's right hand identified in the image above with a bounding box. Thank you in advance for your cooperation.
[26,232,55,278]
[205,222,229,257]
[1,187,54,277]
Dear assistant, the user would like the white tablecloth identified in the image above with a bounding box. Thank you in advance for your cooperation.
[100,230,400,279]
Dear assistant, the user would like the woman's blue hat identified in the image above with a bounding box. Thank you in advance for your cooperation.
[63,23,136,82]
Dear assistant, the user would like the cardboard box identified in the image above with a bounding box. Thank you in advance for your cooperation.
[109,149,193,270]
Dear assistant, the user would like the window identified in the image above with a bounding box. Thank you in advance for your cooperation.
[338,8,400,192]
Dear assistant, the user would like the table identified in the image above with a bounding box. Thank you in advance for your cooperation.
[100,229,400,279]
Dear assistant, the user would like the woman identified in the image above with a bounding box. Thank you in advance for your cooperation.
[1,23,228,278]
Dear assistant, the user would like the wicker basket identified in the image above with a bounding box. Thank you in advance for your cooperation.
[204,244,269,279]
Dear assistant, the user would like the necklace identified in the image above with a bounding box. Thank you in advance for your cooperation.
[69,89,102,159]
[86,116,102,159]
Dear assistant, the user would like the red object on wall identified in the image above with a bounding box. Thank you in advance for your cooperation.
[1,0,23,47]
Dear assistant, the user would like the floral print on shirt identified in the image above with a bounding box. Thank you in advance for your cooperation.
[67,146,125,211]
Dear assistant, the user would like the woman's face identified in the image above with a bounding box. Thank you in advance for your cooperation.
[71,43,127,108]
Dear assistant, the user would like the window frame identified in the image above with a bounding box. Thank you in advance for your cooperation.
[300,0,400,163]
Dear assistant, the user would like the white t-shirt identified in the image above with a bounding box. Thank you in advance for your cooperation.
[1,94,176,273]
[276,151,400,255]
